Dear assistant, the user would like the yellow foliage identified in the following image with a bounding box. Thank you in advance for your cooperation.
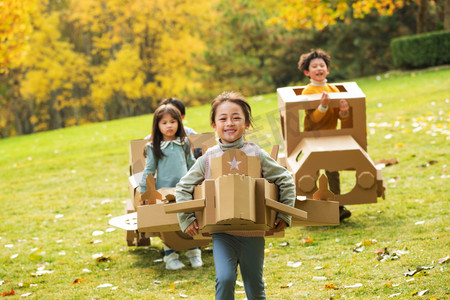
[269,0,416,30]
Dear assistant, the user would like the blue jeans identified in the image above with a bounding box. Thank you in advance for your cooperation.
[212,233,266,300]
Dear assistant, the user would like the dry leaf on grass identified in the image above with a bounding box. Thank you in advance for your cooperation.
[73,278,85,284]
[96,283,112,288]
[437,256,450,264]
[403,266,433,276]
[389,293,401,297]
[410,289,428,296]
[287,261,302,268]
[280,282,293,288]
[344,283,362,288]
[314,263,330,270]
[324,283,338,290]
[301,237,313,244]
[1,289,15,296]
[374,158,398,167]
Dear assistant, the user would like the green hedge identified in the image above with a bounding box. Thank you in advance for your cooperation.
[390,30,450,69]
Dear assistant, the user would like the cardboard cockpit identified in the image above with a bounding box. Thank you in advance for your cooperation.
[277,82,386,205]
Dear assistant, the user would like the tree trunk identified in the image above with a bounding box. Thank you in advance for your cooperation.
[416,0,428,33]
[445,0,450,30]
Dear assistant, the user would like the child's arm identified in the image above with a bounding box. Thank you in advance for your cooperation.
[139,144,157,193]
[259,149,296,227]
[308,91,331,123]
[175,156,207,233]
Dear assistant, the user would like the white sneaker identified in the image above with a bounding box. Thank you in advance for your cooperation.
[185,248,203,268]
[163,252,185,270]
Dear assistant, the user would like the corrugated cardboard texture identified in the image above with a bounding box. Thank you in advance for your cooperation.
[187,132,216,151]
[292,198,339,226]
[214,175,256,224]
[210,149,261,179]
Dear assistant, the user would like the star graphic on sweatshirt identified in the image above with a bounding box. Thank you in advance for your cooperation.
[227,157,241,170]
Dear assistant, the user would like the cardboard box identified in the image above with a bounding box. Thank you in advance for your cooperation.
[277,82,385,206]
[187,132,217,155]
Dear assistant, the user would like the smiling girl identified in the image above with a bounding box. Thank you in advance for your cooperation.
[175,91,296,299]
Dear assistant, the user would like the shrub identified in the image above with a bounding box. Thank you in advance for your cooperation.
[390,30,450,69]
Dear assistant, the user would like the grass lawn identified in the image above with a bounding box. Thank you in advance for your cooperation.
[0,66,449,299]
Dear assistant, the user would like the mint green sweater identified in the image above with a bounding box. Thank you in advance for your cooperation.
[175,136,296,232]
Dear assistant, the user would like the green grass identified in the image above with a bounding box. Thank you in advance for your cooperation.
[1,66,449,299]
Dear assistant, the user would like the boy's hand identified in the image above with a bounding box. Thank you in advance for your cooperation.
[320,91,330,108]
[270,218,287,233]
[184,220,199,237]
[339,99,349,114]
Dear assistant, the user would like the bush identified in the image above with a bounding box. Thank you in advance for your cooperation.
[390,30,450,69]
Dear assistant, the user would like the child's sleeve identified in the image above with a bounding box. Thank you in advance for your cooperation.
[139,144,157,193]
[259,149,296,226]
[176,156,207,232]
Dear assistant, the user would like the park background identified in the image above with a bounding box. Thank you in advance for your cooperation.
[1,0,449,299]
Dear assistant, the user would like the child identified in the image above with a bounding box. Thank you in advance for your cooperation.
[144,98,197,139]
[176,91,296,299]
[144,98,202,158]
[139,104,202,270]
[298,48,352,221]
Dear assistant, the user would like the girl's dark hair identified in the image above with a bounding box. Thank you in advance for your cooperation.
[298,49,331,72]
[151,104,187,161]
[210,91,254,127]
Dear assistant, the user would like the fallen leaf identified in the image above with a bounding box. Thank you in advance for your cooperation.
[324,283,338,290]
[92,231,104,236]
[169,282,175,291]
[73,278,85,284]
[279,242,289,247]
[312,276,327,281]
[403,266,433,276]
[389,293,401,297]
[20,292,32,297]
[280,282,293,288]
[1,289,15,296]
[344,283,362,288]
[236,281,244,287]
[97,256,111,262]
[314,263,330,270]
[179,293,188,298]
[353,245,365,253]
[437,256,450,264]
[287,261,302,268]
[374,158,398,167]
[384,282,393,287]
[96,283,112,288]
[417,289,428,296]
[302,237,313,244]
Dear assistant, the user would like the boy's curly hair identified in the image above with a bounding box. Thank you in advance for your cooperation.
[298,49,331,72]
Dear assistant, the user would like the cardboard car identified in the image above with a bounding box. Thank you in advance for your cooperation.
[277,82,386,205]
